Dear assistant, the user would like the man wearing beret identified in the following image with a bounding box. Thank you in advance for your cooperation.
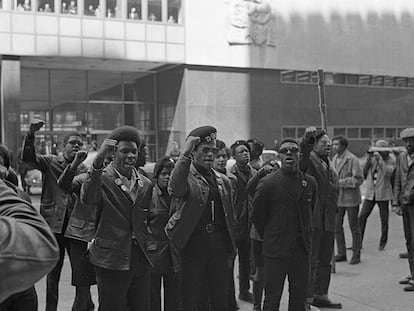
[166,126,238,311]
[81,126,153,311]
[393,128,414,291]
[252,138,318,311]
[230,139,257,303]
[300,127,342,309]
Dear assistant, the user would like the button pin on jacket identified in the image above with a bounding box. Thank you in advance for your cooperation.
[302,180,307,187]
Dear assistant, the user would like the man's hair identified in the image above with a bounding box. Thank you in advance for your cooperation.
[108,126,141,147]
[0,145,10,169]
[153,156,175,179]
[247,138,265,156]
[216,139,231,158]
[332,135,348,149]
[63,132,82,144]
[231,140,251,156]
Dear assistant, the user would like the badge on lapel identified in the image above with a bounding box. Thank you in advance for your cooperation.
[115,178,127,192]
[302,180,307,187]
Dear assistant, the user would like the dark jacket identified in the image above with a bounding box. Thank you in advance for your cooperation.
[299,141,339,233]
[0,179,59,302]
[393,151,410,206]
[22,133,70,233]
[166,155,238,254]
[229,163,257,240]
[81,164,153,270]
[251,169,318,258]
[146,184,173,274]
[58,167,96,242]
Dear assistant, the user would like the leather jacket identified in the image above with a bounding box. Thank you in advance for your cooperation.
[0,179,59,302]
[22,133,71,234]
[166,156,238,253]
[146,184,173,274]
[58,167,96,242]
[81,164,153,270]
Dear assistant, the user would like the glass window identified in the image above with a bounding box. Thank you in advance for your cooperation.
[127,0,141,19]
[88,71,122,101]
[38,0,54,12]
[167,0,182,24]
[106,0,122,18]
[282,127,296,139]
[385,128,396,138]
[84,0,100,16]
[16,0,32,11]
[61,0,77,14]
[0,1,3,9]
[348,128,359,139]
[148,0,161,22]
[373,127,384,139]
[361,128,372,139]
[333,128,346,137]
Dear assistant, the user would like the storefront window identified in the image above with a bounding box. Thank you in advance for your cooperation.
[148,0,161,22]
[167,0,182,24]
[15,0,32,11]
[61,0,78,14]
[0,1,3,9]
[127,0,141,20]
[84,0,100,17]
[38,0,54,12]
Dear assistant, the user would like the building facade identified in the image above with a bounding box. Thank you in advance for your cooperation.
[1,0,414,159]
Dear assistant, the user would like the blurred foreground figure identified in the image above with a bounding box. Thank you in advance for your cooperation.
[0,179,59,302]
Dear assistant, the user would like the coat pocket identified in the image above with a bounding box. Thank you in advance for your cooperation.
[94,238,121,249]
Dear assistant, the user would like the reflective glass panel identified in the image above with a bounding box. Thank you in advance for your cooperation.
[61,0,78,14]
[106,0,122,18]
[16,0,32,11]
[84,0,100,16]
[167,0,182,24]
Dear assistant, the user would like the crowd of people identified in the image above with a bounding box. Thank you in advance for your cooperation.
[2,119,414,311]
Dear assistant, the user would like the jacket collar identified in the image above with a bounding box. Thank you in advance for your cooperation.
[333,150,352,174]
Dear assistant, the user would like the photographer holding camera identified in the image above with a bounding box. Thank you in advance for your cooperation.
[359,140,396,252]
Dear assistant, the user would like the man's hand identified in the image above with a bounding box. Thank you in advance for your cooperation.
[392,205,402,216]
[93,139,117,168]
[29,119,45,135]
[303,126,317,144]
[183,136,201,157]
[257,164,273,178]
[0,165,8,180]
[71,150,88,169]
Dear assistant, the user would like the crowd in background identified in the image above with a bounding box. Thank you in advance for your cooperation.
[2,119,414,311]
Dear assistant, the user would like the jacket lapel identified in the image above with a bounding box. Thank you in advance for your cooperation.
[105,165,134,203]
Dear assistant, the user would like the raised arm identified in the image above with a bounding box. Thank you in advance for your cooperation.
[299,127,317,173]
[58,150,88,194]
[21,119,51,171]
[0,179,59,302]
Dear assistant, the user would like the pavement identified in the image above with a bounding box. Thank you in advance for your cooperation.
[28,190,414,311]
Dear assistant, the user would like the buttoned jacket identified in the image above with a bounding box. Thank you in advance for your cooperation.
[81,164,153,270]
[332,150,364,207]
[22,133,70,234]
[166,155,238,254]
[300,141,339,233]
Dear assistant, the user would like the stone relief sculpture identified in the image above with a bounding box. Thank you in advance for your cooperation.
[227,0,276,46]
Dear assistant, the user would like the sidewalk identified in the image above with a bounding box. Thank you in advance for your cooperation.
[31,193,412,311]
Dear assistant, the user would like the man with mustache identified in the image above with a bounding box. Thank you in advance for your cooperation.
[81,126,153,311]
[22,119,92,311]
[166,126,238,311]
[252,138,318,310]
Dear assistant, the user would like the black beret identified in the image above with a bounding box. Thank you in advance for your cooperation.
[108,126,141,147]
[231,140,251,153]
[188,126,217,144]
[279,138,299,148]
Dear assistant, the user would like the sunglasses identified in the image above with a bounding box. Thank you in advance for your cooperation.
[68,140,84,147]
[201,147,219,154]
[279,147,299,155]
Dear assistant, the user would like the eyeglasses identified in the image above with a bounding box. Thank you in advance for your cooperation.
[68,140,83,147]
[201,147,219,154]
[279,147,299,154]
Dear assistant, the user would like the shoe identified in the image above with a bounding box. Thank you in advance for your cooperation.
[239,292,254,303]
[400,276,412,285]
[305,303,320,311]
[349,256,361,265]
[378,244,386,251]
[312,297,342,309]
[400,252,409,259]
[403,284,414,292]
[334,254,347,262]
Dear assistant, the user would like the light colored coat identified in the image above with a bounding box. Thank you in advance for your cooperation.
[333,149,364,207]
[364,153,396,201]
